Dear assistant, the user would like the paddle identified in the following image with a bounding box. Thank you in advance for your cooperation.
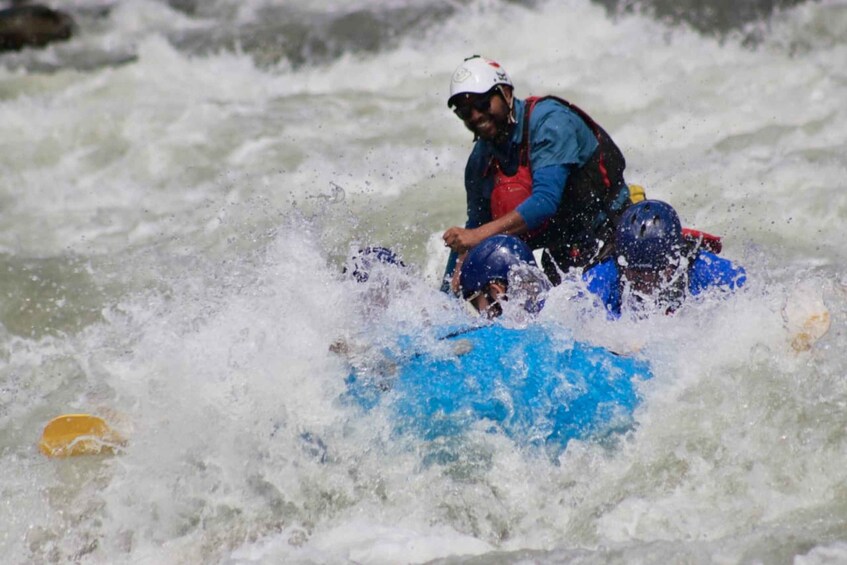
[783,281,831,353]
[38,414,125,458]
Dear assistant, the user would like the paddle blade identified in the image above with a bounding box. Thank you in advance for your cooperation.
[783,281,831,353]
[39,414,125,458]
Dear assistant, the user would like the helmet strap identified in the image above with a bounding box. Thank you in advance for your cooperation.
[498,85,517,125]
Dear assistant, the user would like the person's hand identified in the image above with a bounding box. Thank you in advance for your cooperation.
[443,211,528,254]
[442,227,484,254]
[450,263,462,294]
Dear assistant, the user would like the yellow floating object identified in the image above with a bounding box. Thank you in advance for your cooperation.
[39,414,125,458]
[790,311,831,353]
[628,184,646,204]
[783,281,831,353]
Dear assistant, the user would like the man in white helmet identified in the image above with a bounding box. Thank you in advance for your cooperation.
[441,55,635,292]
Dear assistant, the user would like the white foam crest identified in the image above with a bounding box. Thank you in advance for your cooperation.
[106,0,210,37]
[0,36,297,254]
[797,542,847,565]
[69,223,355,553]
[574,277,845,547]
[761,0,847,53]
[228,521,494,564]
[3,0,847,562]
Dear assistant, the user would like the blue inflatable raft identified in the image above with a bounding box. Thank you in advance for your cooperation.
[344,323,652,454]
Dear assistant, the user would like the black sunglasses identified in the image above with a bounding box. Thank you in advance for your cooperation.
[452,89,499,120]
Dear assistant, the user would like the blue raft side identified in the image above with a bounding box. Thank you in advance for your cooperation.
[344,324,652,450]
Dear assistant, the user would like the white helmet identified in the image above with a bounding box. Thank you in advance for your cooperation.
[448,55,513,107]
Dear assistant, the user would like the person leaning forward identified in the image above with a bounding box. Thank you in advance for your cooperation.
[583,200,746,319]
[441,55,636,292]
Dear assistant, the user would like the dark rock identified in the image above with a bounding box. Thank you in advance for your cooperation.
[0,4,74,52]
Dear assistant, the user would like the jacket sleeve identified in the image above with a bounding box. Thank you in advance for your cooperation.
[688,252,747,296]
[516,164,569,229]
[514,100,600,228]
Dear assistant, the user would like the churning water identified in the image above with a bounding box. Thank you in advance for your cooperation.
[1,0,846,563]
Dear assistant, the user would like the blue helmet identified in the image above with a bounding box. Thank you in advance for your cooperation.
[344,246,405,283]
[459,235,537,299]
[616,200,683,270]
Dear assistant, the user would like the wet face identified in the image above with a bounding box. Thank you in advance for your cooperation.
[621,264,686,313]
[620,266,672,295]
[468,281,507,318]
[451,87,513,142]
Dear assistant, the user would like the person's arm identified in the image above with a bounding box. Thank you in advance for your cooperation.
[440,250,469,296]
[443,209,528,254]
[449,251,465,295]
[442,164,569,253]
[516,164,568,229]
[440,250,459,293]
[515,103,599,229]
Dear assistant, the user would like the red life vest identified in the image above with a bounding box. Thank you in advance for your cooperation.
[488,104,543,237]
[488,109,532,221]
[490,168,533,220]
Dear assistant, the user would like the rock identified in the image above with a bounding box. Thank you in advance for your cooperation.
[0,4,74,52]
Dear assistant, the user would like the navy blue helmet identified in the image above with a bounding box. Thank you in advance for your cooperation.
[459,235,537,299]
[616,200,683,270]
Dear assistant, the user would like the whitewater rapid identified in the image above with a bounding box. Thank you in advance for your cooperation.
[1,0,846,563]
